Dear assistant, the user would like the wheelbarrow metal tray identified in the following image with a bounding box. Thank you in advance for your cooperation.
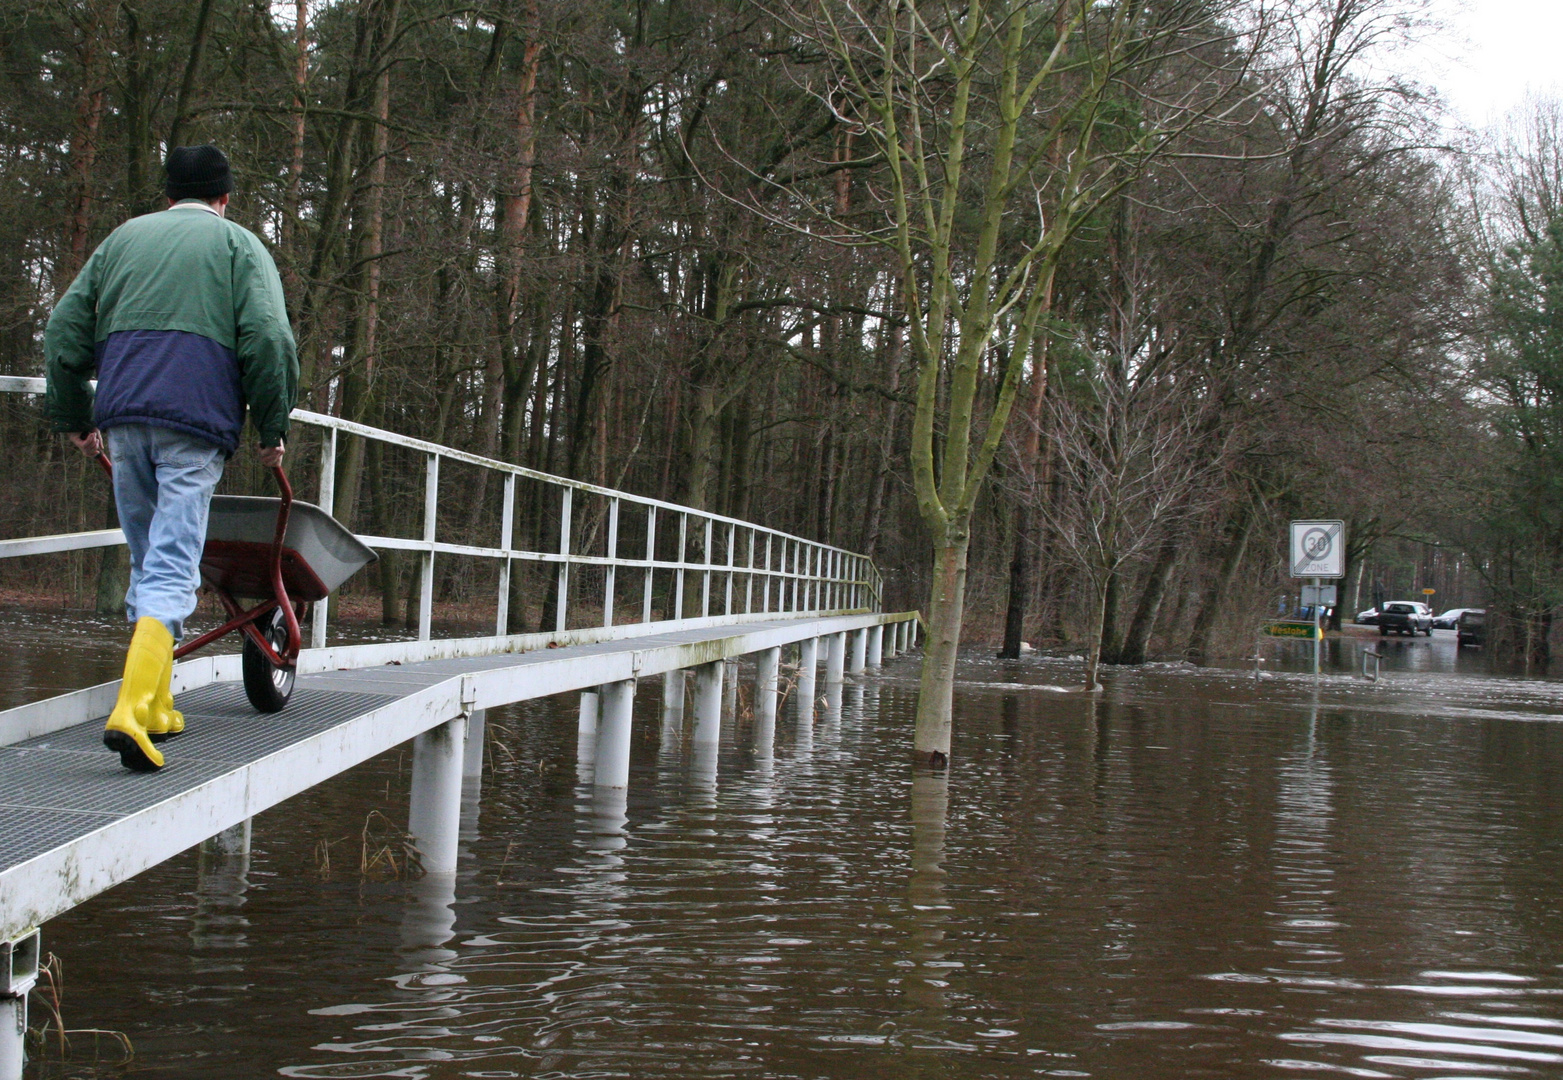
[202,496,377,602]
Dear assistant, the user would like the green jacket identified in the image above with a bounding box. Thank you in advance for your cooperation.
[44,200,298,452]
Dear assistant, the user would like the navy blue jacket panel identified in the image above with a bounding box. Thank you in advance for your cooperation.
[93,329,246,454]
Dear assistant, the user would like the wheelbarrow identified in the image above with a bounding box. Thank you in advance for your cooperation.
[95,453,377,713]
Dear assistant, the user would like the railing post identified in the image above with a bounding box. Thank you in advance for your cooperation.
[556,487,572,633]
[312,427,337,651]
[643,506,657,624]
[408,713,468,874]
[603,498,619,628]
[702,517,714,618]
[496,473,515,636]
[762,535,773,613]
[725,522,736,616]
[745,529,755,614]
[675,513,687,621]
[419,452,438,642]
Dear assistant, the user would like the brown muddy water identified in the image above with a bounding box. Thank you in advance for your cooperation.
[8,612,1563,1079]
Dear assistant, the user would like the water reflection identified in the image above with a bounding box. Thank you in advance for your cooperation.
[26,625,1563,1080]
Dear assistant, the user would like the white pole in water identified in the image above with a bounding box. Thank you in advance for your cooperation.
[593,680,636,790]
[408,714,469,874]
[797,638,818,719]
[693,660,724,745]
[849,628,868,675]
[463,708,486,780]
[754,646,780,757]
[867,624,884,668]
[662,669,685,719]
[826,631,847,683]
[577,691,600,782]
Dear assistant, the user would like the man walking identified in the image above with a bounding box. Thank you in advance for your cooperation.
[44,145,298,772]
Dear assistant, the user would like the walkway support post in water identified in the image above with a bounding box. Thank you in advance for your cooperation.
[662,669,685,719]
[826,631,847,683]
[578,691,600,739]
[878,624,892,661]
[754,647,780,753]
[593,680,636,789]
[797,638,818,717]
[200,818,252,856]
[693,661,724,745]
[408,714,469,874]
[0,928,38,1080]
[464,708,486,780]
[866,626,883,668]
[849,628,868,674]
[722,659,738,719]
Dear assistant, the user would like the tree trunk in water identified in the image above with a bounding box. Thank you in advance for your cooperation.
[1097,571,1124,666]
[999,505,1034,659]
[914,534,969,765]
[1187,505,1256,664]
[1083,578,1109,691]
[1118,533,1180,665]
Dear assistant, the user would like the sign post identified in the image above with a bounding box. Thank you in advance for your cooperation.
[1290,520,1345,676]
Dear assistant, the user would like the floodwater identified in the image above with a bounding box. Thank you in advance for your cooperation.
[11,613,1563,1079]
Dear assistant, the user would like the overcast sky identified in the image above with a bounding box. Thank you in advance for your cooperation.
[1407,0,1562,126]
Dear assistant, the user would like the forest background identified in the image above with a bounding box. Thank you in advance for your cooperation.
[2,0,1562,672]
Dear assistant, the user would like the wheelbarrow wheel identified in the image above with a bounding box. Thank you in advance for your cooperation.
[243,608,296,713]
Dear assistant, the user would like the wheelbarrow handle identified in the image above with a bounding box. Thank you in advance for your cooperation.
[267,465,303,660]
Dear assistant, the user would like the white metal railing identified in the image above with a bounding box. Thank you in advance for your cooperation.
[0,376,883,647]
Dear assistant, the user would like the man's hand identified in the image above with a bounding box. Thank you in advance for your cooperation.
[68,430,102,458]
[258,440,285,469]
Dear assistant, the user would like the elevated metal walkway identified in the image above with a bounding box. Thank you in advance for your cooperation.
[0,378,920,1077]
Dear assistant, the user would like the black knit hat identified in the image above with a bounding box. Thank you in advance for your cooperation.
[164,145,232,201]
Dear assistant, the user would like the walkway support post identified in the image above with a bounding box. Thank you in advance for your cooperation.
[849,628,868,674]
[754,647,780,756]
[868,625,884,668]
[593,679,636,789]
[797,637,819,717]
[722,659,738,718]
[464,708,486,780]
[662,669,685,719]
[693,661,724,745]
[408,714,469,874]
[1,928,39,1080]
[826,631,847,684]
[200,819,252,856]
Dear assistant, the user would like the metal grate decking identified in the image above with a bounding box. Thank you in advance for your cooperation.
[0,686,397,871]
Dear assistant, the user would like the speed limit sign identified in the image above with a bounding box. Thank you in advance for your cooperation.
[1290,520,1345,578]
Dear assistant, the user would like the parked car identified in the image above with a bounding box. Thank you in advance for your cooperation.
[1457,609,1486,647]
[1378,601,1433,636]
[1433,607,1475,630]
[1356,607,1380,625]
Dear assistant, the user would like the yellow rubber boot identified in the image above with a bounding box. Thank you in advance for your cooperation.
[103,617,172,771]
[144,647,184,742]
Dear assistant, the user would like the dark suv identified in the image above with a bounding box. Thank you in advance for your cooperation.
[1378,601,1433,636]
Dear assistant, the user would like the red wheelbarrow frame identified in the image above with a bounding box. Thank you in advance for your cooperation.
[96,453,303,670]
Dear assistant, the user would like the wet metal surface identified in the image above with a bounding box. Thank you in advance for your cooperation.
[12,617,1563,1078]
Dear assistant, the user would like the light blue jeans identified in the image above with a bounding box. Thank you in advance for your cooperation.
[106,424,226,640]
